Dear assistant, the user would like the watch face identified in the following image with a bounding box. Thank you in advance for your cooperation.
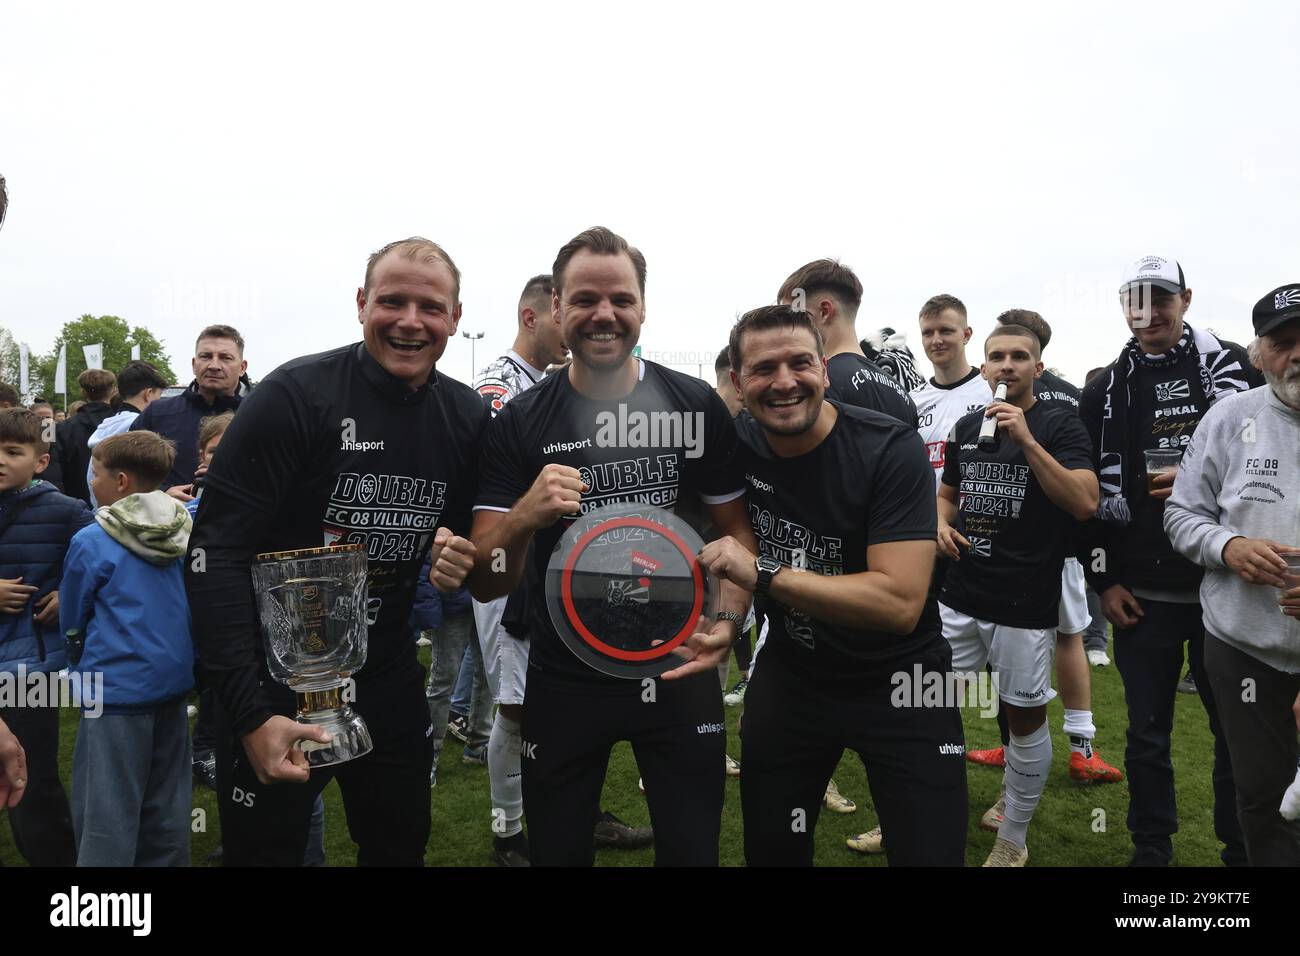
[757,556,781,573]
[545,503,718,679]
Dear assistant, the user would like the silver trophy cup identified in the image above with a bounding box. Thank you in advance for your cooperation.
[251,543,373,766]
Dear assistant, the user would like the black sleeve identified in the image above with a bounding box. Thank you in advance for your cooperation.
[1047,412,1095,472]
[474,406,531,512]
[690,387,743,501]
[42,442,65,492]
[441,399,489,535]
[1077,377,1119,592]
[941,422,961,489]
[127,404,153,432]
[184,374,320,738]
[867,428,937,544]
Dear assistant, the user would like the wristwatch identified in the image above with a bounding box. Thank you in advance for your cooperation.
[715,609,743,635]
[753,556,782,604]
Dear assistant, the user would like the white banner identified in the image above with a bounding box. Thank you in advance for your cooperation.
[131,343,141,361]
[19,343,29,395]
[83,343,103,370]
[54,344,67,395]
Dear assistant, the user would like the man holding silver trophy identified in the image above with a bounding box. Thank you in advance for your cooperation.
[186,238,486,866]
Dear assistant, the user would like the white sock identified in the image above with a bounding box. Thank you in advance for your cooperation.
[1062,708,1096,756]
[488,712,524,839]
[998,723,1051,848]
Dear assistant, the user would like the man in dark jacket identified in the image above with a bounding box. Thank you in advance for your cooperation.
[1080,254,1261,866]
[131,324,249,491]
[54,368,116,503]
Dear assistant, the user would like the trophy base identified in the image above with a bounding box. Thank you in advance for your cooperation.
[294,691,373,767]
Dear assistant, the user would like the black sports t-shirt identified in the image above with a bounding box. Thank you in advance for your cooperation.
[736,402,942,681]
[939,400,1094,629]
[187,343,489,737]
[825,353,919,428]
[475,360,744,691]
[1034,369,1081,410]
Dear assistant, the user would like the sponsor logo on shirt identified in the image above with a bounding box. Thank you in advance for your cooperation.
[1245,456,1280,477]
[696,722,725,735]
[542,438,595,455]
[1239,480,1285,504]
[938,742,966,755]
[1153,403,1199,419]
[1154,379,1190,402]
[747,473,774,493]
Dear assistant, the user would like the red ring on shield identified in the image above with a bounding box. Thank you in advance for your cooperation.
[560,516,704,662]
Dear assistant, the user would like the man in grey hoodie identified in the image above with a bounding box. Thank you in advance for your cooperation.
[1165,282,1300,865]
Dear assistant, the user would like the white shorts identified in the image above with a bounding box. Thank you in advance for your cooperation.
[1057,557,1091,635]
[472,596,530,706]
[939,603,1054,706]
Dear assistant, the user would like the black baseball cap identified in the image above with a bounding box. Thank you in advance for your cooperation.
[1253,284,1300,337]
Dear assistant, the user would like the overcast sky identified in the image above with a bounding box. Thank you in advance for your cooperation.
[3,1,1297,390]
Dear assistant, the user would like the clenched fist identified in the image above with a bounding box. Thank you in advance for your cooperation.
[429,526,477,592]
[698,536,759,591]
[519,463,586,531]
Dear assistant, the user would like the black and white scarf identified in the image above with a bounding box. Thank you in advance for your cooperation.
[861,327,926,393]
[1097,322,1252,524]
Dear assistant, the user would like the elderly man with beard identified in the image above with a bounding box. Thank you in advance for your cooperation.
[1164,284,1300,865]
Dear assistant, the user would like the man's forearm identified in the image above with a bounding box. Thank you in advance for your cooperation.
[769,569,920,634]
[1023,441,1098,520]
[468,508,536,602]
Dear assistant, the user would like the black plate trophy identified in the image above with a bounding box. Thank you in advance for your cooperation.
[251,542,374,765]
[546,502,719,679]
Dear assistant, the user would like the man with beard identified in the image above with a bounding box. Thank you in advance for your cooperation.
[469,226,755,866]
[702,304,966,866]
[186,237,485,866]
[1164,284,1300,865]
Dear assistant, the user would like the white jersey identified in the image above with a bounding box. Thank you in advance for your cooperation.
[910,368,993,490]
[473,349,545,416]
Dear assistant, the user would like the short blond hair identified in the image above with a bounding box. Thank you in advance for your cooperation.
[364,237,461,302]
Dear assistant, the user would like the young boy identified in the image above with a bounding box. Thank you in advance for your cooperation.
[0,407,92,865]
[61,430,195,866]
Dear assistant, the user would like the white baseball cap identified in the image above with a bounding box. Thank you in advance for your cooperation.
[1119,255,1186,296]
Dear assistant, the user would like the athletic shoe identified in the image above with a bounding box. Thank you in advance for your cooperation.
[593,811,654,849]
[982,837,1028,867]
[846,826,885,854]
[1086,649,1111,667]
[638,777,645,794]
[966,746,1005,768]
[462,744,488,766]
[416,635,432,647]
[492,833,530,867]
[723,676,750,707]
[447,713,470,743]
[725,754,742,777]
[192,751,217,791]
[979,795,1005,832]
[186,703,198,719]
[1177,670,1197,694]
[823,779,856,814]
[1069,751,1124,784]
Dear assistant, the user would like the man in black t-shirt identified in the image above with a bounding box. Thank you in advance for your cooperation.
[699,305,966,866]
[975,310,1123,786]
[468,226,756,866]
[186,237,486,866]
[938,325,1099,866]
[775,260,918,427]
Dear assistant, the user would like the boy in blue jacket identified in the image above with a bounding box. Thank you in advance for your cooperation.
[61,430,195,866]
[0,407,92,865]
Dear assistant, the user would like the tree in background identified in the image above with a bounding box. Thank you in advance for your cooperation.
[0,327,21,390]
[29,315,178,403]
